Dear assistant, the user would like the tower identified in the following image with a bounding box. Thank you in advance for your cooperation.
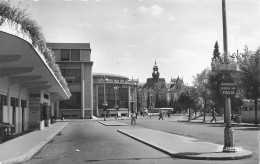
[152,60,160,82]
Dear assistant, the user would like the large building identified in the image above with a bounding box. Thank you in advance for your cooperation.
[47,43,93,119]
[93,73,138,117]
[0,17,70,138]
[139,61,184,110]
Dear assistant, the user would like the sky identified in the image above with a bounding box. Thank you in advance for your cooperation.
[9,0,260,85]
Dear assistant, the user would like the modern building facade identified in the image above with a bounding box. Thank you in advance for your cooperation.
[93,73,138,117]
[47,43,93,119]
[0,18,70,138]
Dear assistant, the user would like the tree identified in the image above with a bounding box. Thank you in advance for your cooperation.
[237,47,260,125]
[212,41,221,62]
[178,88,196,121]
[168,96,175,108]
[193,68,212,122]
[147,93,150,109]
[155,92,160,108]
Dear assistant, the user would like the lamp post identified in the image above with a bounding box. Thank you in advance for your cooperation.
[218,0,239,152]
[149,90,153,118]
[114,86,119,119]
[102,77,108,121]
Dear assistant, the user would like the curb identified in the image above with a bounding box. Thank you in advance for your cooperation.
[98,121,129,126]
[117,129,253,160]
[0,122,69,164]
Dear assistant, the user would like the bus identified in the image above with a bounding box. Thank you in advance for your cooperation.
[159,108,174,114]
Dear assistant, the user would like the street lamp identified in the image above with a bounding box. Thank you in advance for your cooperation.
[149,89,154,118]
[218,0,239,152]
[101,77,108,121]
[114,86,119,119]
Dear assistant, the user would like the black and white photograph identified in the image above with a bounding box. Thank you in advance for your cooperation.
[0,0,259,163]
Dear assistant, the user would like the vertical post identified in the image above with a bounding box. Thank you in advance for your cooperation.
[114,86,119,119]
[222,0,228,58]
[102,77,108,121]
[222,0,235,151]
[103,80,106,121]
[150,94,152,118]
[81,63,85,119]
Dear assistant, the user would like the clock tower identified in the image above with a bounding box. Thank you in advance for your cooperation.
[152,60,160,82]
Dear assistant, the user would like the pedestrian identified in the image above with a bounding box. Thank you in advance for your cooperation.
[159,111,163,120]
[131,111,136,128]
[167,111,171,118]
[61,113,64,121]
[210,109,217,123]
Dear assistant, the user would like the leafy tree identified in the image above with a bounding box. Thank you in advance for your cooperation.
[178,88,196,121]
[237,47,260,125]
[147,92,150,109]
[193,68,212,122]
[155,92,160,108]
[168,96,175,108]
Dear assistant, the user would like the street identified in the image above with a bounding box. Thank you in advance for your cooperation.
[23,117,259,164]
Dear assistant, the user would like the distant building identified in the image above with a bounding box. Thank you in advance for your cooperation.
[139,61,185,111]
[47,43,93,119]
[93,73,138,117]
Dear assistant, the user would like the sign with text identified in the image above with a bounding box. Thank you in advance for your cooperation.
[219,79,238,98]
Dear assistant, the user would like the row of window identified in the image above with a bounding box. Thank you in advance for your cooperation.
[61,69,81,83]
[60,49,80,61]
[0,94,27,107]
[93,78,127,84]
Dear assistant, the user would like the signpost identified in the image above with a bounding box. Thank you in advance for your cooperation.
[219,79,238,98]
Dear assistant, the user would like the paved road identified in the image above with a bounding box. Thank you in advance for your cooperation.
[118,116,259,162]
[23,118,258,164]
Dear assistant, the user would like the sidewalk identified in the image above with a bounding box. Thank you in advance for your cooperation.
[117,128,253,160]
[0,122,68,164]
[179,117,260,127]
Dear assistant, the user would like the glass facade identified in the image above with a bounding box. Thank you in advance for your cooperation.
[60,92,81,109]
[61,69,81,83]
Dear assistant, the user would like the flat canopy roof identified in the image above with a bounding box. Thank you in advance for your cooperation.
[0,20,70,101]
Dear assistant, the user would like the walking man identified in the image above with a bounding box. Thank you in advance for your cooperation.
[167,110,171,118]
[159,111,163,120]
[210,109,217,123]
[131,111,137,128]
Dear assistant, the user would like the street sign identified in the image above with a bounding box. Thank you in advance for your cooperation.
[219,79,238,98]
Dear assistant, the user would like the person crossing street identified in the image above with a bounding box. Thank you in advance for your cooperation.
[159,111,163,120]
[210,108,217,123]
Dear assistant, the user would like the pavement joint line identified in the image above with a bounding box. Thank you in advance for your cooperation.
[117,128,253,160]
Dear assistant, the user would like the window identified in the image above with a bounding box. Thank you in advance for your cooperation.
[21,100,27,108]
[60,92,81,109]
[114,79,119,83]
[61,69,81,83]
[61,49,70,61]
[0,94,7,106]
[11,97,18,107]
[71,49,80,61]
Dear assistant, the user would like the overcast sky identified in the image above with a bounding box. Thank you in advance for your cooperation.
[10,0,260,85]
